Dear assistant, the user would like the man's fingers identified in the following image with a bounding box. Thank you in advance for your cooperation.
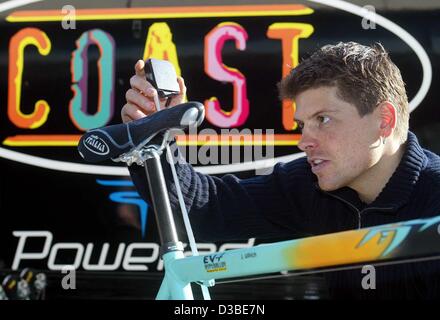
[125,88,157,113]
[135,59,145,77]
[167,76,187,107]
[121,103,149,123]
[177,76,187,97]
[130,60,187,111]
[129,74,159,97]
[132,59,155,96]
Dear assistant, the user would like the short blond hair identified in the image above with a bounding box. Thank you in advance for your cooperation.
[279,41,409,143]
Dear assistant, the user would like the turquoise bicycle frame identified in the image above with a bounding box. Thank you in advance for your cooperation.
[156,214,440,299]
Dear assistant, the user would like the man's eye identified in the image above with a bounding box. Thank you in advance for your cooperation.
[297,121,304,130]
[317,115,330,125]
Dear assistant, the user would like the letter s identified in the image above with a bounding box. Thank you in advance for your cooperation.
[204,22,249,128]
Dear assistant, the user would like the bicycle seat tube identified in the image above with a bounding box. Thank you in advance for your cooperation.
[144,148,183,253]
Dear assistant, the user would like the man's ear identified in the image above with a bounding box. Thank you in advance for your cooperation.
[378,101,397,138]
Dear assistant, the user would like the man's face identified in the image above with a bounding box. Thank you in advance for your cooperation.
[295,86,382,191]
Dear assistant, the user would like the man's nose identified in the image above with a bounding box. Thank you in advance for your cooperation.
[298,129,318,151]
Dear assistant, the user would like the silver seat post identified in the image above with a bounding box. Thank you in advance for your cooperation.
[143,148,183,253]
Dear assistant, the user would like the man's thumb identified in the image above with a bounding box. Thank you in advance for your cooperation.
[135,59,145,76]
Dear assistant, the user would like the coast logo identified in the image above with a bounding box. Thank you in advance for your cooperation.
[83,134,109,156]
[0,2,430,176]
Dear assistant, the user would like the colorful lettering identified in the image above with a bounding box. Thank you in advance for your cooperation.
[267,23,314,131]
[69,29,115,130]
[204,22,249,128]
[8,28,51,129]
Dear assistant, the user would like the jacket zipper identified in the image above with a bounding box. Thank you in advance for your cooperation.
[321,191,393,229]
[322,192,362,229]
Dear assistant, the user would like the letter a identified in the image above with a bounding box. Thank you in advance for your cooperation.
[61,266,76,290]
[361,265,376,290]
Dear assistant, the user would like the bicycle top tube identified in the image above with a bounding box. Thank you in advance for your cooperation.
[164,214,440,284]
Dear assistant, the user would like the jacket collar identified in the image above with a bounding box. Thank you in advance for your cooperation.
[317,131,428,213]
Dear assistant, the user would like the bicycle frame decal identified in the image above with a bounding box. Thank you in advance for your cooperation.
[285,228,397,270]
[203,253,227,273]
[285,216,440,270]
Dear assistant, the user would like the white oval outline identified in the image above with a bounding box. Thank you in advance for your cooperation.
[0,0,432,176]
[309,0,432,112]
[83,136,110,156]
[0,0,44,12]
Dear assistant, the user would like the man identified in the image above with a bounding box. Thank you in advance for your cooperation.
[122,42,440,299]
